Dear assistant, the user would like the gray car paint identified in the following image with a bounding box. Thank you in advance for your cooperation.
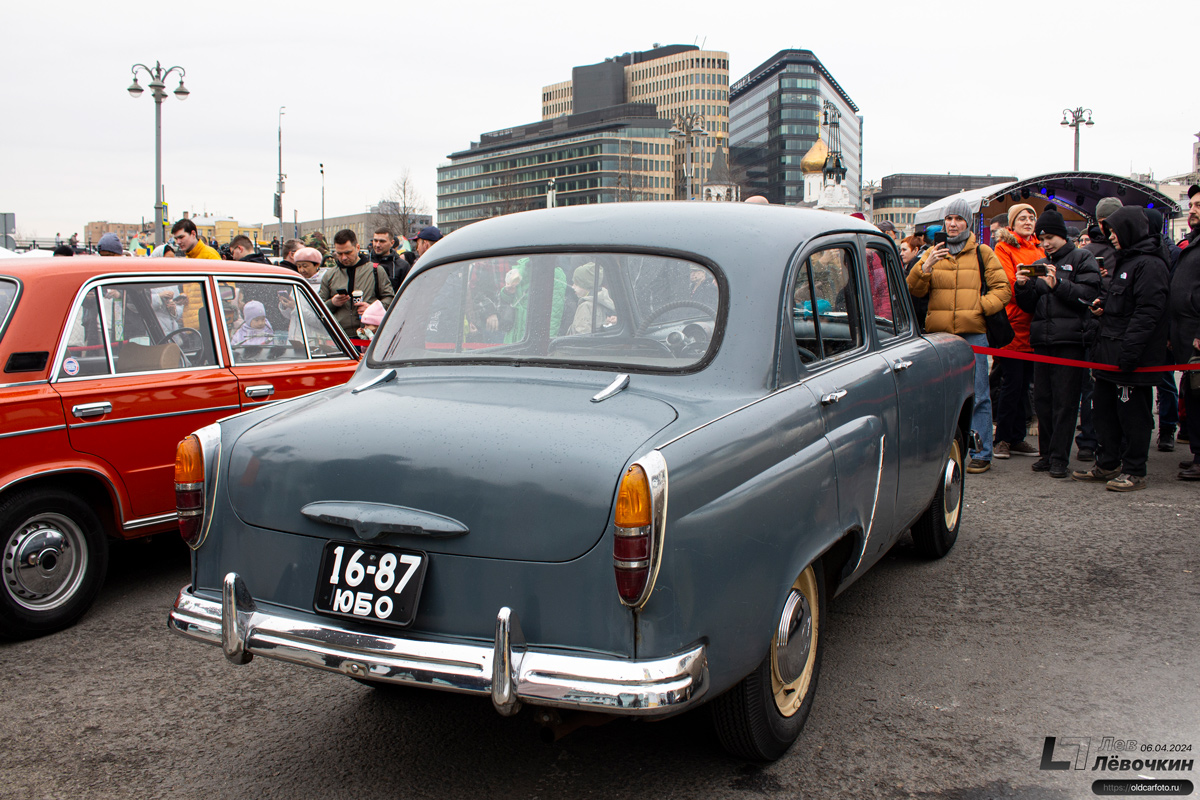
[185,202,975,703]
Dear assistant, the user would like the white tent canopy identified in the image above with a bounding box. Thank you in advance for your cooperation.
[913,182,1016,226]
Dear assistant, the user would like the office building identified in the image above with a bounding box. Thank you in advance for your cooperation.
[541,44,730,200]
[438,104,675,233]
[729,49,861,207]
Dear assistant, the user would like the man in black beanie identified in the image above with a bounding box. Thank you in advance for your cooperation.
[1015,209,1102,477]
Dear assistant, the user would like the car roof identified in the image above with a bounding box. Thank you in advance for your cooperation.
[0,255,300,283]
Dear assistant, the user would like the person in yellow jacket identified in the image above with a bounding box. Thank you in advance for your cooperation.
[169,218,221,328]
[907,197,1011,473]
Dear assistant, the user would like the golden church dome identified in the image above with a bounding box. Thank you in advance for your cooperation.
[800,137,828,174]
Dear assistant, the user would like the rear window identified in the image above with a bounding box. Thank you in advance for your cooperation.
[0,279,16,342]
[369,253,720,371]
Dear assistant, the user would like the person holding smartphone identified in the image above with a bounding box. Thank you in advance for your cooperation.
[907,197,1011,473]
[1013,209,1102,477]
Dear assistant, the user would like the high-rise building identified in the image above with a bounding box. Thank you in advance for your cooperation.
[437,104,675,233]
[729,49,861,207]
[540,44,730,200]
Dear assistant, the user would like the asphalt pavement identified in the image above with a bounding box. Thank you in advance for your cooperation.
[1,440,1196,800]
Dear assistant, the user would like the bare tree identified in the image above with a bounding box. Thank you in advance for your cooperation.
[487,172,536,218]
[373,169,428,240]
[614,140,649,203]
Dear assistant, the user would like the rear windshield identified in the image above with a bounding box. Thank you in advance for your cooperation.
[369,253,720,371]
[0,279,17,342]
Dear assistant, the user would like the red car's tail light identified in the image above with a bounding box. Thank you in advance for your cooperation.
[175,434,206,548]
[613,454,667,608]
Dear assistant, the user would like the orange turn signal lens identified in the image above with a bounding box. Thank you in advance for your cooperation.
[174,435,204,484]
[615,465,652,528]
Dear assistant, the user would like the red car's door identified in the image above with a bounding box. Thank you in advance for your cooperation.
[51,279,239,524]
[215,277,358,408]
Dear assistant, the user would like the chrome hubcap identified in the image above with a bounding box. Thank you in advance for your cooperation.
[942,441,963,531]
[4,514,87,611]
[774,589,812,684]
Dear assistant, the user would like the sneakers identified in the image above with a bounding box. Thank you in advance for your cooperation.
[1007,440,1039,456]
[1072,465,1120,482]
[1031,458,1050,472]
[1049,463,1070,479]
[993,441,1011,459]
[1180,459,1199,470]
[1076,447,1095,462]
[966,458,991,474]
[1106,473,1147,492]
[1158,432,1176,452]
[1180,463,1200,481]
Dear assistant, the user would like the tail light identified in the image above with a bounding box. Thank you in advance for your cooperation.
[175,435,205,547]
[613,452,667,608]
[174,424,221,549]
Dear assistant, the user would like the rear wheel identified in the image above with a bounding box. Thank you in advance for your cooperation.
[711,562,825,762]
[0,488,108,640]
[910,429,965,559]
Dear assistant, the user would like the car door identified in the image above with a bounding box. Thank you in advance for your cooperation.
[215,277,358,409]
[51,277,239,524]
[864,237,946,531]
[790,239,898,566]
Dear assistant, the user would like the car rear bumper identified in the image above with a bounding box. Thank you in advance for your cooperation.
[169,572,708,718]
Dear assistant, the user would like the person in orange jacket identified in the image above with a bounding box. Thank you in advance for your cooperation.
[991,203,1044,459]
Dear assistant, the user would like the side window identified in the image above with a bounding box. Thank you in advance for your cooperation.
[57,288,110,379]
[791,245,864,364]
[866,244,911,340]
[101,281,217,373]
[220,281,335,363]
[297,289,349,359]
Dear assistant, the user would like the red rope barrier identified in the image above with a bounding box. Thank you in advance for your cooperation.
[971,346,1200,374]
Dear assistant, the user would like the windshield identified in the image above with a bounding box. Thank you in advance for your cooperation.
[370,253,720,371]
[0,279,17,342]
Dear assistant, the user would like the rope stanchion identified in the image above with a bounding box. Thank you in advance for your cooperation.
[970,345,1199,374]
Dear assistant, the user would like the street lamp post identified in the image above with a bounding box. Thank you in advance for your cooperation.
[546,177,557,208]
[1060,107,1094,171]
[127,61,189,246]
[277,107,286,245]
[319,163,325,240]
[669,112,707,201]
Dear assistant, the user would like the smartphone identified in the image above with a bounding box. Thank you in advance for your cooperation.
[934,232,947,246]
[1095,256,1106,269]
[1031,261,1048,277]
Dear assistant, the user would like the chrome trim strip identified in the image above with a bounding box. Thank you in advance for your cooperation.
[55,362,230,383]
[618,450,668,610]
[186,423,222,550]
[853,433,886,571]
[170,579,708,717]
[591,373,629,403]
[0,424,67,440]
[68,404,240,429]
[0,379,49,389]
[0,467,128,530]
[122,512,177,531]
[351,368,396,394]
[613,558,651,569]
[0,276,22,343]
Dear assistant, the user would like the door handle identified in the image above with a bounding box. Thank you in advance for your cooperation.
[820,389,847,405]
[72,402,112,419]
[244,384,275,399]
[892,359,913,372]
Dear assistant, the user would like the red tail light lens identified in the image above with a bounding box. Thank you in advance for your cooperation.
[175,435,205,547]
[613,458,665,608]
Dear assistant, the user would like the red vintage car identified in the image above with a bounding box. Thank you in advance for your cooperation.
[0,256,360,639]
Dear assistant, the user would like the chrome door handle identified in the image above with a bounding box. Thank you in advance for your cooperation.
[820,389,847,405]
[244,384,275,399]
[72,402,112,418]
[892,359,913,372]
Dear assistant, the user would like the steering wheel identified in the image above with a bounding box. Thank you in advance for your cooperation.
[163,327,204,363]
[635,300,717,336]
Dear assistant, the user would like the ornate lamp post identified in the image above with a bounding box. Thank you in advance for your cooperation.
[319,163,325,239]
[669,112,707,200]
[1060,107,1094,171]
[127,61,189,246]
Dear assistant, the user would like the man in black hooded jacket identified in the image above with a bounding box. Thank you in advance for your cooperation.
[1015,209,1102,477]
[1072,206,1171,491]
[1170,184,1200,479]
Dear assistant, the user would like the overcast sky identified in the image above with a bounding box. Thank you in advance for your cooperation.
[2,0,1195,241]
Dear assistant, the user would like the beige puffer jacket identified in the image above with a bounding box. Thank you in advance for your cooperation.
[906,233,1011,336]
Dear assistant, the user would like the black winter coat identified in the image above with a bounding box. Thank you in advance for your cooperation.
[1168,229,1200,365]
[1091,207,1171,386]
[1084,239,1117,291]
[1014,241,1102,349]
[372,250,411,290]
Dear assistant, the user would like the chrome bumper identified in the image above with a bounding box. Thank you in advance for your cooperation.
[169,572,708,717]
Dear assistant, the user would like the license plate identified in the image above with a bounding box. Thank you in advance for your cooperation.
[313,541,428,627]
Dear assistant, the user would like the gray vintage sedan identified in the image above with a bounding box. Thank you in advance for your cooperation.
[169,203,975,761]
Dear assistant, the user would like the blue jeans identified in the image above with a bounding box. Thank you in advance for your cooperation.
[962,333,993,462]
